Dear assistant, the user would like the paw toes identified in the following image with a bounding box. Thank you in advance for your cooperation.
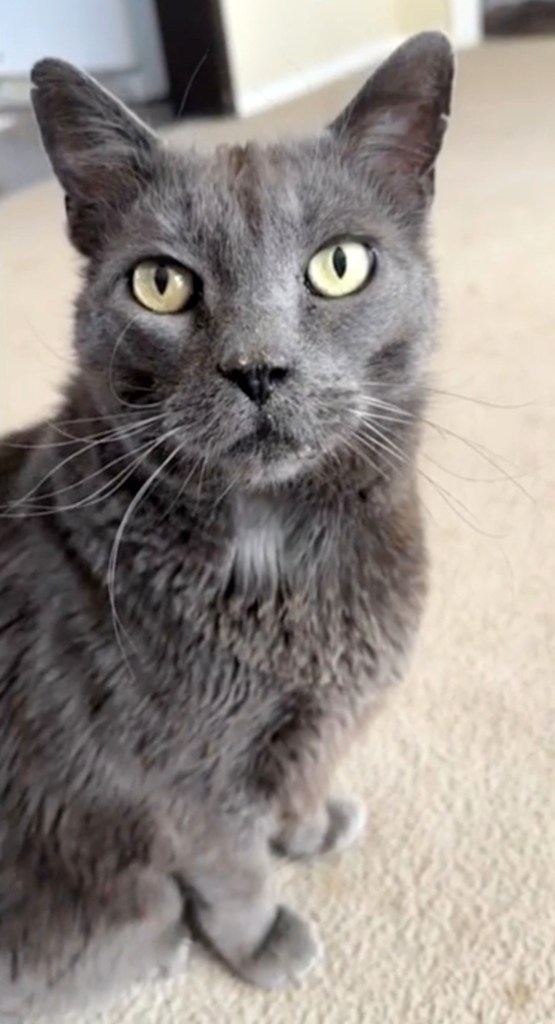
[238,908,321,989]
[320,798,367,855]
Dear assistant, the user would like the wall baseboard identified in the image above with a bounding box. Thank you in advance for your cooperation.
[235,35,404,118]
[235,5,482,120]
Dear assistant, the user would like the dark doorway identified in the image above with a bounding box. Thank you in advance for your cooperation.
[154,0,235,118]
[485,0,555,36]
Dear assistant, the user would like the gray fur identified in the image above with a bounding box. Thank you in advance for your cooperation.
[0,32,453,1017]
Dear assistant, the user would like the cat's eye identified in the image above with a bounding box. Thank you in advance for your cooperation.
[306,241,375,298]
[131,260,195,314]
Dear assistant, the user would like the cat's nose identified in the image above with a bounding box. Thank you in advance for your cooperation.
[218,361,290,406]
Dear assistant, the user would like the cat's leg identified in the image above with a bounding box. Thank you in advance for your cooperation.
[273,797,367,860]
[0,867,188,1020]
[188,824,320,989]
[67,869,190,993]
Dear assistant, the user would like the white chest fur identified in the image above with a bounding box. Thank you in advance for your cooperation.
[232,495,284,588]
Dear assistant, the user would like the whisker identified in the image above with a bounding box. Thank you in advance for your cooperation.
[20,434,160,507]
[106,318,166,413]
[357,388,534,501]
[108,316,140,410]
[357,393,416,419]
[212,468,242,509]
[159,452,207,522]
[0,435,167,519]
[9,418,162,509]
[177,51,209,118]
[340,434,387,479]
[195,447,214,506]
[426,386,533,411]
[56,409,166,426]
[358,410,524,487]
[417,467,505,539]
[356,416,506,538]
[356,418,409,464]
[107,434,184,672]
[421,417,535,503]
[421,452,515,486]
[4,414,165,451]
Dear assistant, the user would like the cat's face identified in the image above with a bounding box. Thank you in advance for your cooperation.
[71,140,438,488]
[31,33,453,489]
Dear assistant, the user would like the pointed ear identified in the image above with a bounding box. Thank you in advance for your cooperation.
[329,32,454,212]
[31,58,161,256]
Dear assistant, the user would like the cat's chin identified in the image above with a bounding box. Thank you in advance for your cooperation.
[220,419,320,489]
[228,443,319,489]
[236,453,312,489]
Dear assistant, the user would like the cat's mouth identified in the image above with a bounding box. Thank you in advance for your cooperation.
[223,412,318,482]
[227,413,299,460]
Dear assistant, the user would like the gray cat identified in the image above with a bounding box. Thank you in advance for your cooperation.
[0,32,453,1018]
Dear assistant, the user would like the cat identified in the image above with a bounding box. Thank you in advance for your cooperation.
[0,31,453,1019]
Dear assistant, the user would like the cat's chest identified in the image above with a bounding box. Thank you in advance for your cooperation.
[123,492,420,695]
[230,498,283,589]
[132,513,380,690]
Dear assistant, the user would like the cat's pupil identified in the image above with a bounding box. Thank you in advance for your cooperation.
[154,266,169,294]
[332,246,347,278]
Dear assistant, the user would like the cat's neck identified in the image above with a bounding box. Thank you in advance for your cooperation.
[25,387,416,591]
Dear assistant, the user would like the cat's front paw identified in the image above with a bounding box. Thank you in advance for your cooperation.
[275,797,367,860]
[153,935,190,981]
[237,907,320,990]
[320,797,367,855]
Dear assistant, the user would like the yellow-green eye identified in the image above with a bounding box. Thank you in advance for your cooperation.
[307,241,375,298]
[131,260,195,314]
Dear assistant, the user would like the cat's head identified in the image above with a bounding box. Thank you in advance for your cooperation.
[31,33,453,491]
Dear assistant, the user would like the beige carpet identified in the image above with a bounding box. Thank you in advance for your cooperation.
[1,39,554,1024]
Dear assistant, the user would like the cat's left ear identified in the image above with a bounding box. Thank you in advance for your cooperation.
[329,32,454,211]
[31,59,161,256]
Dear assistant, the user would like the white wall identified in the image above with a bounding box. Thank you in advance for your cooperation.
[395,0,449,33]
[0,0,135,75]
[220,0,479,116]
[220,0,400,115]
[0,0,167,101]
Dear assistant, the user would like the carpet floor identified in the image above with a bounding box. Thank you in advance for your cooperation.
[1,37,554,1024]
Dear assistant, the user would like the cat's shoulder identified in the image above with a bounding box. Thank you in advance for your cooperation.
[0,422,46,502]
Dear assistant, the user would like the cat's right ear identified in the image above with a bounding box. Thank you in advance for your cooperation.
[31,59,161,256]
[328,32,454,214]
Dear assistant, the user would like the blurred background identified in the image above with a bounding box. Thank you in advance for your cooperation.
[0,0,553,194]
